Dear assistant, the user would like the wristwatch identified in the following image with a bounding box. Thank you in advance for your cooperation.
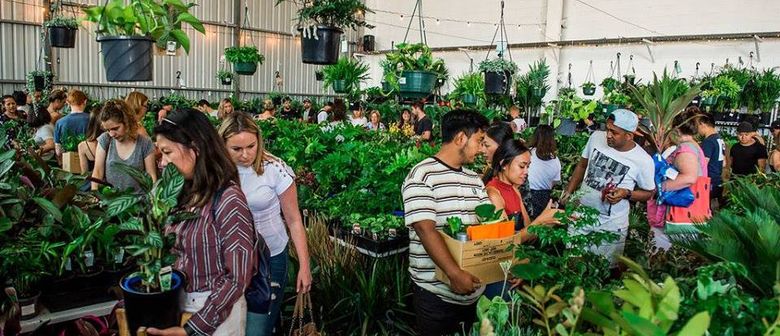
[624,189,633,200]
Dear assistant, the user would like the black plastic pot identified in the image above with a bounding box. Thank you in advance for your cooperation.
[32,74,52,91]
[315,71,324,81]
[398,71,437,99]
[97,35,153,82]
[484,71,512,95]
[582,86,596,96]
[49,26,77,48]
[233,62,257,75]
[332,79,347,93]
[761,112,771,126]
[121,270,185,333]
[18,291,41,320]
[557,118,577,136]
[300,25,344,65]
[624,75,636,85]
[220,77,232,85]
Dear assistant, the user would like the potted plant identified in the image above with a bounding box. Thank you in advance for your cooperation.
[0,238,62,320]
[600,77,620,94]
[26,70,53,92]
[383,43,448,99]
[277,0,371,65]
[101,163,195,332]
[478,58,518,95]
[315,70,324,81]
[60,132,85,174]
[529,59,550,99]
[624,73,636,85]
[216,70,234,85]
[322,57,370,94]
[451,72,485,105]
[556,93,598,136]
[45,16,79,48]
[581,82,596,96]
[224,46,264,76]
[83,0,205,82]
[515,59,550,117]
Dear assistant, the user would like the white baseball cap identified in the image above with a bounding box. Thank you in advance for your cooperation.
[609,109,639,132]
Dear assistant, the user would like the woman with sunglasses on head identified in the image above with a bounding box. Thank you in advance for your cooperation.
[218,112,312,336]
[145,109,266,336]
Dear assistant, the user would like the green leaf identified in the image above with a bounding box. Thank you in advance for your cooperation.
[169,29,190,53]
[0,217,12,233]
[621,311,665,336]
[674,312,710,336]
[511,262,547,280]
[33,197,62,222]
[156,164,184,206]
[145,232,163,249]
[119,218,143,232]
[176,13,204,33]
[105,195,140,218]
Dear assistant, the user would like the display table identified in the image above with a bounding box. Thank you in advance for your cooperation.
[20,300,118,334]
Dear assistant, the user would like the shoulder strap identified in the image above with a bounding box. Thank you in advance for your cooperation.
[676,142,705,176]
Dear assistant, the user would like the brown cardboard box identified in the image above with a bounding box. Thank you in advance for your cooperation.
[62,152,81,174]
[434,230,520,285]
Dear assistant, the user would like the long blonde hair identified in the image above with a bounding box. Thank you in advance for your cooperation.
[217,112,278,175]
[125,91,148,122]
[217,98,233,120]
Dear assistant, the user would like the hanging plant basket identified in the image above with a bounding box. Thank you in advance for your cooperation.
[32,74,53,91]
[602,104,621,115]
[398,71,437,99]
[49,26,77,48]
[582,86,596,96]
[332,79,347,93]
[300,25,344,65]
[120,270,185,333]
[624,74,636,85]
[315,71,324,81]
[462,94,477,105]
[221,77,232,85]
[233,62,257,75]
[484,71,512,95]
[97,36,153,82]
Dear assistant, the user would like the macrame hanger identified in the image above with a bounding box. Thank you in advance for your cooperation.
[567,63,572,88]
[627,54,635,75]
[615,53,622,78]
[585,60,595,84]
[608,60,615,78]
[749,52,755,69]
[484,1,512,63]
[242,1,257,46]
[673,60,681,77]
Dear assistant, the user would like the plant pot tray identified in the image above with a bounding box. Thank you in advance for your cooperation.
[331,228,409,258]
[20,300,118,334]
[42,285,116,313]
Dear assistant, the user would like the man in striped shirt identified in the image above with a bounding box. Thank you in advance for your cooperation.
[402,109,490,335]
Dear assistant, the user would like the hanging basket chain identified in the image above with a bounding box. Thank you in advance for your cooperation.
[402,0,427,44]
[484,0,512,63]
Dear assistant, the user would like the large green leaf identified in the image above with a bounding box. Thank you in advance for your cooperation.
[674,312,710,336]
[169,29,190,53]
[119,218,143,233]
[33,197,62,222]
[621,311,665,336]
[156,164,184,206]
[0,217,11,233]
[105,194,140,218]
[145,231,163,249]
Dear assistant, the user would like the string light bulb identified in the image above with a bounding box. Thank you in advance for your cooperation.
[436,18,440,25]
[467,21,471,27]
[400,14,404,21]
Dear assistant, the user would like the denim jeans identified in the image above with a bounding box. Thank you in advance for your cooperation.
[246,247,288,336]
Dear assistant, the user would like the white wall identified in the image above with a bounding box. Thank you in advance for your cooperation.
[361,0,778,99]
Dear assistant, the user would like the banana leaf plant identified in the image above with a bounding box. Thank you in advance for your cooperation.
[627,70,701,152]
[100,163,196,293]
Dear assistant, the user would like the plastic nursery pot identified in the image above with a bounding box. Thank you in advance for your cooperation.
[462,94,477,105]
[556,118,577,136]
[49,26,77,48]
[221,77,232,85]
[233,62,258,76]
[120,270,185,333]
[484,71,512,95]
[398,70,437,99]
[582,86,596,96]
[299,25,344,65]
[701,96,717,107]
[532,86,544,99]
[18,291,42,320]
[32,75,50,91]
[332,79,347,93]
[97,35,153,82]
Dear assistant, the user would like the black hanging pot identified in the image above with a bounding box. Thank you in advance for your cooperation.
[49,26,77,48]
[221,76,232,85]
[624,75,636,85]
[582,86,596,96]
[233,62,257,75]
[332,80,347,93]
[462,94,477,105]
[484,71,512,95]
[32,75,52,91]
[398,71,437,99]
[315,71,324,81]
[120,270,185,333]
[299,25,344,65]
[97,35,153,82]
[701,96,717,108]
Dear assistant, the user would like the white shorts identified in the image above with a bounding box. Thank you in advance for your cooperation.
[181,291,247,336]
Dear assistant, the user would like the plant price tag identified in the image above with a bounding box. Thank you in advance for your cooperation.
[114,248,125,264]
[160,266,173,292]
[84,250,95,267]
[399,77,407,85]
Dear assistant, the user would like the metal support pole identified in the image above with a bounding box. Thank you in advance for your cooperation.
[232,0,242,99]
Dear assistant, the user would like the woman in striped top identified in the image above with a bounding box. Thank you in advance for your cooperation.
[146,108,263,336]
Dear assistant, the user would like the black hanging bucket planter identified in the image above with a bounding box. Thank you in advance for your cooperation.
[300,25,344,65]
[120,271,185,334]
[398,71,437,99]
[624,75,636,85]
[315,71,324,81]
[49,26,77,48]
[221,77,232,86]
[32,75,52,91]
[582,86,596,96]
[484,71,511,95]
[98,36,153,82]
[234,62,257,75]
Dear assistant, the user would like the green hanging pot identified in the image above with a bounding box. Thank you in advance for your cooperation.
[532,87,544,99]
[582,86,596,96]
[234,62,257,75]
[462,94,477,105]
[398,71,437,99]
[701,96,717,107]
[332,80,347,93]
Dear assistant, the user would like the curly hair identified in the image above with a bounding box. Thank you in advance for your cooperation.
[99,99,138,140]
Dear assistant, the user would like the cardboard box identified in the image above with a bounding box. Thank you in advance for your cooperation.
[434,230,520,285]
[62,152,81,174]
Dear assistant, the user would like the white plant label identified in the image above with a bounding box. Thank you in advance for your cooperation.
[21,303,35,317]
[65,257,72,271]
[114,248,125,264]
[84,250,95,267]
[399,77,407,85]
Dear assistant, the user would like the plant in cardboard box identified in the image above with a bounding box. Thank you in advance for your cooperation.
[100,163,196,332]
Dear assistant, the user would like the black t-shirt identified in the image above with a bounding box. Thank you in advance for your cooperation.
[701,134,725,186]
[730,141,768,176]
[279,108,300,120]
[415,116,433,137]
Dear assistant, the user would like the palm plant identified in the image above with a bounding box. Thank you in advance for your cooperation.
[677,177,780,296]
[450,72,485,104]
[516,59,550,113]
[322,57,370,95]
[627,70,701,152]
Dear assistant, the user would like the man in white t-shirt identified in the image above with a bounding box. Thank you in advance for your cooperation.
[562,109,655,265]
[508,105,527,133]
[316,102,333,123]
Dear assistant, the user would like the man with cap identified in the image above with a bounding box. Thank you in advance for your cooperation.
[348,101,367,127]
[696,112,727,208]
[317,102,333,124]
[728,121,767,177]
[301,98,316,123]
[279,96,300,121]
[562,109,655,266]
